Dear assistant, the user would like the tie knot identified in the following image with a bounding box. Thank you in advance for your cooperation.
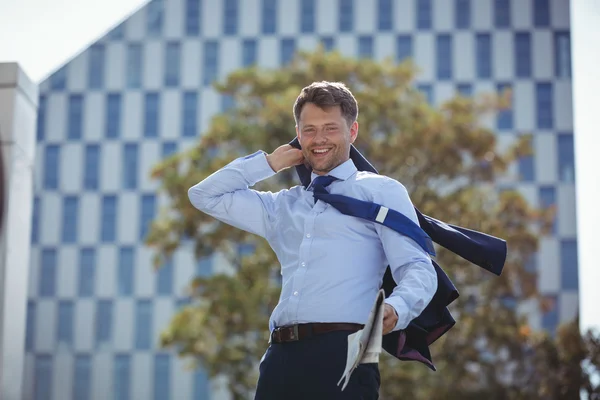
[311,175,337,190]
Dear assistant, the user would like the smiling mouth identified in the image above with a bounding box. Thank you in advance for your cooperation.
[312,148,332,156]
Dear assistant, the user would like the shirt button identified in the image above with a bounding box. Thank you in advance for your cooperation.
[301,262,306,267]
[306,234,311,238]
[294,291,299,296]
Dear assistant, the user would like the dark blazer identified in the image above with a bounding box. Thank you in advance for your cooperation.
[289,138,507,370]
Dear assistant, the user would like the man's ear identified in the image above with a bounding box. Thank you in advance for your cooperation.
[350,121,359,144]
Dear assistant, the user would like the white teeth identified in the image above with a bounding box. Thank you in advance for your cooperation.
[313,149,330,154]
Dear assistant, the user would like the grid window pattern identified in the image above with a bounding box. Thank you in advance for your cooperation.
[140,194,156,240]
[37,95,46,141]
[68,95,84,140]
[397,35,412,63]
[106,93,122,139]
[185,0,201,36]
[223,0,238,35]
[50,67,67,91]
[164,42,181,87]
[135,300,153,350]
[300,0,315,33]
[496,83,513,130]
[561,240,578,290]
[539,186,557,234]
[144,93,160,137]
[339,0,354,32]
[203,41,219,85]
[39,249,57,297]
[73,355,92,400]
[193,369,210,400]
[62,196,79,243]
[162,141,178,158]
[436,35,452,80]
[127,44,143,88]
[536,82,553,129]
[476,34,492,79]
[494,0,510,28]
[378,0,393,31]
[34,356,53,400]
[56,300,74,347]
[416,0,432,30]
[518,155,535,182]
[44,145,60,189]
[31,196,40,244]
[281,38,296,65]
[457,83,473,96]
[26,301,36,350]
[118,247,135,296]
[154,354,171,400]
[88,44,105,89]
[79,248,96,297]
[262,0,277,34]
[114,355,131,400]
[555,32,572,78]
[147,0,164,37]
[534,0,550,27]
[182,92,198,137]
[558,133,575,183]
[156,258,173,295]
[83,144,100,189]
[95,300,113,348]
[242,39,257,67]
[123,144,138,189]
[321,37,335,51]
[455,0,470,29]
[358,36,373,58]
[515,33,532,78]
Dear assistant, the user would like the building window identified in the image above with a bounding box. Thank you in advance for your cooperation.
[31,196,40,244]
[541,294,559,332]
[417,84,433,104]
[262,0,277,34]
[79,248,96,297]
[193,369,209,400]
[339,0,353,32]
[164,42,181,87]
[156,258,173,296]
[62,196,79,243]
[83,144,100,190]
[101,195,117,242]
[203,41,219,86]
[378,0,393,31]
[154,355,171,400]
[34,355,53,400]
[39,249,57,297]
[242,39,257,67]
[88,44,105,89]
[127,44,143,89]
[280,38,296,65]
[557,133,575,183]
[358,36,373,58]
[416,0,432,30]
[37,95,46,141]
[197,255,213,277]
[436,35,452,80]
[56,300,74,348]
[106,93,122,139]
[539,186,557,234]
[68,94,84,140]
[186,0,201,36]
[554,32,571,78]
[95,300,113,348]
[44,145,60,190]
[515,32,532,78]
[300,0,315,33]
[456,83,473,97]
[534,0,550,27]
[144,93,160,138]
[50,66,67,91]
[496,83,513,130]
[140,194,156,240]
[476,33,492,79]
[108,23,125,40]
[494,0,510,28]
[397,35,412,63]
[135,300,153,350]
[118,247,135,296]
[182,92,198,137]
[162,142,178,158]
[321,37,335,51]
[26,301,36,351]
[123,143,138,190]
[114,355,131,400]
[455,0,470,29]
[536,82,553,129]
[147,0,164,37]
[561,239,578,290]
[73,355,92,400]
[221,94,235,112]
[223,0,238,35]
[518,154,535,182]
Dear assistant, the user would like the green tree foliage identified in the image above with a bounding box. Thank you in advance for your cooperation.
[147,48,599,399]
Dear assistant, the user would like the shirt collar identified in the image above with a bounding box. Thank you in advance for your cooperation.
[309,158,358,184]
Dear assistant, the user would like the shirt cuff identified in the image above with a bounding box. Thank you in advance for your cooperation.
[238,151,276,185]
[384,297,410,332]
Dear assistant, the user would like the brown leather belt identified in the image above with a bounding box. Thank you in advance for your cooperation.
[271,323,364,344]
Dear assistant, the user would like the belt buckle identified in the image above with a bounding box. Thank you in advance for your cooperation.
[288,325,299,341]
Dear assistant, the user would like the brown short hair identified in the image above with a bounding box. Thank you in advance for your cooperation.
[293,81,358,127]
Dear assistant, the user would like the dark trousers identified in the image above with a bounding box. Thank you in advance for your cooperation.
[254,331,380,400]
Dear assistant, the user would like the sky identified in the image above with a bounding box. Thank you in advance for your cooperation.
[0,0,598,333]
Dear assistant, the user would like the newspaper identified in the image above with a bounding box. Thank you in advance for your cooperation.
[337,289,386,391]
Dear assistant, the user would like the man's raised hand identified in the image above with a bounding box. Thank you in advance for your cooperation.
[266,144,305,173]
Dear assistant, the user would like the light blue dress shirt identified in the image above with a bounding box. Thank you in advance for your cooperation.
[188,151,437,333]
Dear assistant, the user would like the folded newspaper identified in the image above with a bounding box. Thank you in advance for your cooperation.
[337,289,386,391]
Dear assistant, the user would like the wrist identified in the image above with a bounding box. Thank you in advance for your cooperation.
[265,153,280,173]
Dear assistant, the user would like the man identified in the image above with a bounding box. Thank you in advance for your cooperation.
[188,81,438,399]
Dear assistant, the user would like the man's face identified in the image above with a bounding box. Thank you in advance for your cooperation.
[296,103,358,176]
